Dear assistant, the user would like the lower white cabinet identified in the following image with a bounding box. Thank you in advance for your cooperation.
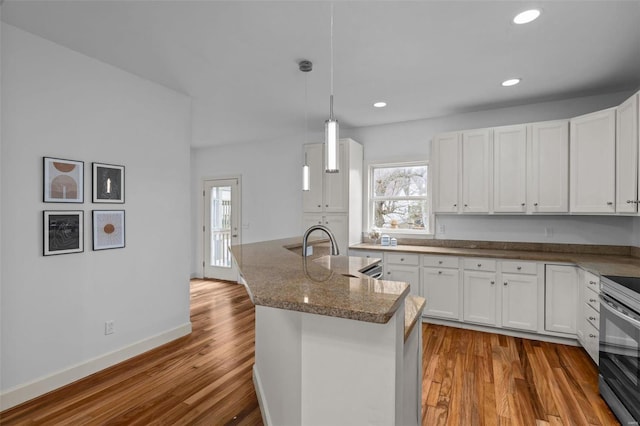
[463,270,498,326]
[502,273,538,331]
[383,253,420,297]
[577,269,600,364]
[421,256,461,320]
[545,264,579,334]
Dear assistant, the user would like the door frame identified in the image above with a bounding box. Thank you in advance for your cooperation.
[201,175,242,281]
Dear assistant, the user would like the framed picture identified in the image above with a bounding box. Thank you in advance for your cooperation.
[43,157,84,203]
[93,163,125,203]
[93,210,125,250]
[43,211,84,255]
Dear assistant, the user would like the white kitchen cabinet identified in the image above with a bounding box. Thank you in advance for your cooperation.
[302,138,363,255]
[421,255,461,320]
[383,253,420,297]
[501,272,538,332]
[303,213,348,256]
[432,132,461,213]
[528,120,569,213]
[545,264,579,334]
[493,125,527,213]
[616,92,639,213]
[463,270,497,326]
[577,269,600,364]
[570,108,616,213]
[462,129,492,213]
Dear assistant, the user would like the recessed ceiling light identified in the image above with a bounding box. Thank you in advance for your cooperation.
[501,78,521,87]
[373,101,387,108]
[513,9,541,24]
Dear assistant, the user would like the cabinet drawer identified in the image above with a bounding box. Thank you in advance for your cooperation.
[348,249,382,260]
[462,258,497,272]
[584,318,599,364]
[585,286,600,312]
[584,272,600,294]
[501,261,537,275]
[585,303,600,329]
[385,253,419,266]
[422,255,459,269]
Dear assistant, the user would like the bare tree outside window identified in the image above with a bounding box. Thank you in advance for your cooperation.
[371,164,429,232]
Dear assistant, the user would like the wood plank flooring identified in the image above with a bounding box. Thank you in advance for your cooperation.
[1,279,619,425]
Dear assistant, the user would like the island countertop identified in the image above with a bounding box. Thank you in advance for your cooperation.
[230,237,411,324]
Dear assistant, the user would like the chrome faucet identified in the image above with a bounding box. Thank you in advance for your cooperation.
[302,225,340,256]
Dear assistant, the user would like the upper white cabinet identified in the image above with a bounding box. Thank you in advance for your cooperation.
[616,92,639,213]
[302,138,363,255]
[528,120,569,213]
[462,129,492,213]
[493,125,527,213]
[570,108,616,213]
[432,132,461,213]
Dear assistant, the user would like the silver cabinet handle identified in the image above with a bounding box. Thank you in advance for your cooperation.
[589,281,597,285]
[400,258,404,261]
[317,204,321,208]
[387,271,391,275]
[589,334,597,338]
[438,271,442,275]
[607,201,613,205]
[589,316,596,321]
[589,298,597,303]
[628,200,634,204]
[438,260,443,264]
[490,281,495,285]
[504,282,508,286]
[517,266,522,270]
[464,204,469,207]
[477,263,482,267]
[325,204,328,207]
[232,234,238,237]
[453,203,457,207]
[521,203,525,207]
[534,202,538,206]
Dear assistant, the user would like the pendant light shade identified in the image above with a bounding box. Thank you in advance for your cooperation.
[302,154,310,191]
[325,3,339,173]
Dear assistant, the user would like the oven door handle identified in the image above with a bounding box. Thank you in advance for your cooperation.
[600,294,640,330]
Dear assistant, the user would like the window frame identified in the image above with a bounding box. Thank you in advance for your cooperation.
[366,160,433,237]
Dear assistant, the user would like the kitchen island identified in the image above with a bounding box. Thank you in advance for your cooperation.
[231,237,425,426]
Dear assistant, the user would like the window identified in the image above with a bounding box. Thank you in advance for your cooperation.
[369,162,429,233]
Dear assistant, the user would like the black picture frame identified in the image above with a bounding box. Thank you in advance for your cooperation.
[93,163,125,203]
[93,210,125,250]
[43,157,84,203]
[43,210,84,255]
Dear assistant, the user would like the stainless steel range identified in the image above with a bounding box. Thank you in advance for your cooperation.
[599,275,640,425]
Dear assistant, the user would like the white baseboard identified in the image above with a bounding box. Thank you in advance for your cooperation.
[0,322,192,411]
[253,366,270,426]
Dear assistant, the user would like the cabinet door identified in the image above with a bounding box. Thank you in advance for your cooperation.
[302,213,324,231]
[493,125,527,212]
[570,109,616,213]
[463,270,497,325]
[324,141,348,213]
[432,132,461,213]
[384,264,420,297]
[545,265,579,334]
[462,129,491,213]
[502,273,538,331]
[529,121,569,213]
[302,144,324,213]
[323,214,349,256]
[616,93,639,213]
[422,267,460,320]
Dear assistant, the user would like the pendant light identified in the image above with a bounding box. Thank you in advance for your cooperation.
[300,60,312,191]
[324,3,339,173]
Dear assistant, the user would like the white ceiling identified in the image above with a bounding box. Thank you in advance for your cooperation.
[2,1,640,148]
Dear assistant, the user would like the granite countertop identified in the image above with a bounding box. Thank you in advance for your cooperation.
[350,242,640,278]
[230,237,412,324]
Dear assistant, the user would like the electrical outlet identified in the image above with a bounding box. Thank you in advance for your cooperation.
[105,320,115,335]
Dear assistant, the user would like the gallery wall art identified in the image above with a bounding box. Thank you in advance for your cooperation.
[93,210,125,250]
[93,163,125,203]
[43,157,84,203]
[43,210,84,255]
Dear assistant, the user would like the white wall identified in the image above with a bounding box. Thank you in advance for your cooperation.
[1,24,192,406]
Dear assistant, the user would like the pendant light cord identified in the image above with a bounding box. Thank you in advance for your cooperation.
[329,2,334,120]
[305,71,309,144]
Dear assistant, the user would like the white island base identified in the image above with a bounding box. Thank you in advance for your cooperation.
[253,303,421,426]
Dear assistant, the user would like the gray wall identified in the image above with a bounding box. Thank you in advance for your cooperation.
[1,24,192,399]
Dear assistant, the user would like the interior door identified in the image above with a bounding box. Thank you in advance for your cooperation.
[204,178,240,281]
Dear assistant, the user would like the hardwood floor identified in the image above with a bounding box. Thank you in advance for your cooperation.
[1,279,619,425]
